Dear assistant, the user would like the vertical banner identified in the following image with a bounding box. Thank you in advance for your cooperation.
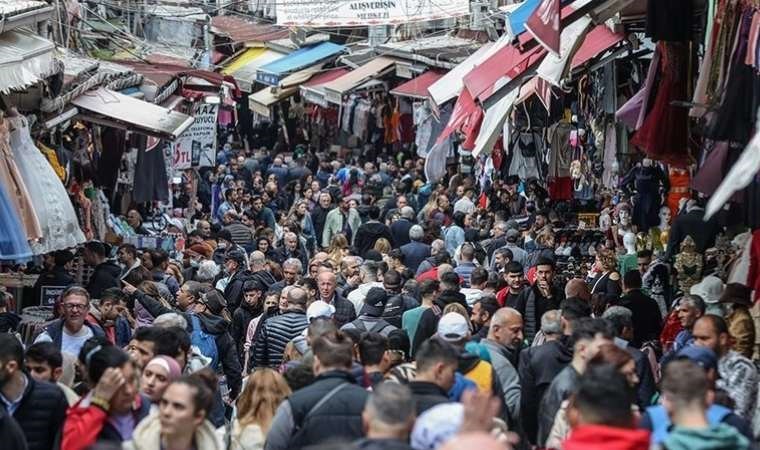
[525,0,561,57]
[173,102,219,170]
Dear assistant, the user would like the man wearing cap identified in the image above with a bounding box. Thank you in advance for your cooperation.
[33,250,76,306]
[341,287,397,337]
[232,279,266,363]
[719,283,755,359]
[693,314,759,422]
[82,242,121,300]
[182,242,213,282]
[222,248,253,312]
[640,346,754,445]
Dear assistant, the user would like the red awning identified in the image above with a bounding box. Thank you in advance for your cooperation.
[434,88,481,146]
[463,44,546,102]
[571,25,625,69]
[390,71,444,99]
[304,68,350,86]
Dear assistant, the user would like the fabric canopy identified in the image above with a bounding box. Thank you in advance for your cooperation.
[256,42,344,86]
[390,71,444,99]
[0,29,57,94]
[249,86,297,117]
[72,87,194,140]
[570,24,626,69]
[463,43,546,102]
[300,68,349,107]
[427,42,494,107]
[472,86,520,157]
[221,48,285,92]
[504,0,541,38]
[321,57,397,104]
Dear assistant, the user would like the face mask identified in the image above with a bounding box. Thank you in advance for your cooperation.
[217,243,227,250]
[190,259,200,268]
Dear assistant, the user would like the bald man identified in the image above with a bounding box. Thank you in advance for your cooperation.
[317,271,356,327]
[481,308,524,425]
[565,278,591,302]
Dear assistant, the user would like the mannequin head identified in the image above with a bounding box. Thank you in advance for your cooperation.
[599,209,612,233]
[659,207,671,228]
[617,206,632,228]
[623,232,637,255]
[642,158,653,168]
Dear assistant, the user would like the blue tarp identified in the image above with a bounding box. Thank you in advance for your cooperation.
[257,42,345,86]
[505,0,540,37]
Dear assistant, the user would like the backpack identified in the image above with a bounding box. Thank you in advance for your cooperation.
[352,318,395,335]
[189,314,219,369]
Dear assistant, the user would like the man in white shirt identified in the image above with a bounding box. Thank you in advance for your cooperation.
[35,286,105,359]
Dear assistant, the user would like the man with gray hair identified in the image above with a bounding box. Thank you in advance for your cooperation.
[602,305,656,408]
[273,232,308,270]
[531,309,561,347]
[272,258,303,291]
[482,307,524,425]
[415,239,446,277]
[354,382,416,450]
[401,225,431,273]
[391,206,416,247]
[249,250,276,286]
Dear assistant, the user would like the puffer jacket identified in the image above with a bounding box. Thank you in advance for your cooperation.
[12,376,67,450]
[252,309,308,369]
[231,302,262,362]
[123,411,223,450]
[265,370,368,450]
[0,407,26,450]
[382,293,419,328]
[537,364,580,447]
[727,306,755,359]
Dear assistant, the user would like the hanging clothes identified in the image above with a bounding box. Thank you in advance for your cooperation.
[646,0,694,42]
[8,115,85,253]
[620,165,667,232]
[0,118,41,241]
[0,181,33,261]
[630,42,691,167]
[667,168,691,216]
[132,134,170,203]
[508,131,542,181]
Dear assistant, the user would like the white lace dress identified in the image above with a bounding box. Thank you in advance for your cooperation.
[8,116,85,253]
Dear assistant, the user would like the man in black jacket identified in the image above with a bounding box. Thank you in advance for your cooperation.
[271,232,308,270]
[519,297,590,445]
[231,279,265,363]
[33,250,75,306]
[222,248,253,312]
[664,199,721,261]
[83,242,121,300]
[411,273,468,356]
[354,382,416,450]
[382,270,419,329]
[317,270,357,327]
[0,334,67,450]
[390,207,415,248]
[617,270,662,347]
[252,286,309,369]
[266,330,368,450]
[512,257,564,344]
[409,338,458,414]
[354,206,394,257]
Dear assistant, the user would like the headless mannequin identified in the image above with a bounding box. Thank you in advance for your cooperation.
[619,232,639,275]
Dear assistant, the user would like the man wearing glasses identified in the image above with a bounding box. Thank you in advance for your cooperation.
[34,286,105,358]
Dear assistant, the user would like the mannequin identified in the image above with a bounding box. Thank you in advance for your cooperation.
[611,203,635,249]
[599,208,612,233]
[618,232,639,275]
[648,206,671,253]
[673,235,703,294]
[667,167,690,217]
[619,158,667,232]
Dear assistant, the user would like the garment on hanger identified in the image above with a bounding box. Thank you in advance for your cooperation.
[0,181,33,261]
[508,131,542,181]
[132,134,170,203]
[0,118,41,241]
[667,168,691,216]
[620,165,666,232]
[8,116,85,253]
[630,42,691,166]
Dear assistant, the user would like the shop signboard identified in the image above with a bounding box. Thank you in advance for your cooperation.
[173,102,218,169]
[40,285,66,306]
[276,0,469,27]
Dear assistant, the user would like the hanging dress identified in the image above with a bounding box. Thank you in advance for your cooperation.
[8,116,85,254]
[0,181,33,261]
[0,118,41,242]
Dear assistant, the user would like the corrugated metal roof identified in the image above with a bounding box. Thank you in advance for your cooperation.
[0,30,56,93]
[0,1,48,16]
[256,41,344,86]
[144,5,207,21]
[72,87,194,140]
[210,15,289,44]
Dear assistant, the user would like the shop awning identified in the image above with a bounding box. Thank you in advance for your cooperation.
[256,42,344,86]
[462,43,546,102]
[300,68,349,107]
[503,0,541,38]
[249,86,297,117]
[0,1,53,34]
[427,42,496,107]
[321,57,397,105]
[390,71,444,99]
[0,29,57,94]
[570,24,626,69]
[210,15,289,44]
[221,48,286,92]
[72,87,194,140]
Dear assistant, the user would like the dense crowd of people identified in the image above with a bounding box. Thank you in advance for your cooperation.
[2,144,759,450]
